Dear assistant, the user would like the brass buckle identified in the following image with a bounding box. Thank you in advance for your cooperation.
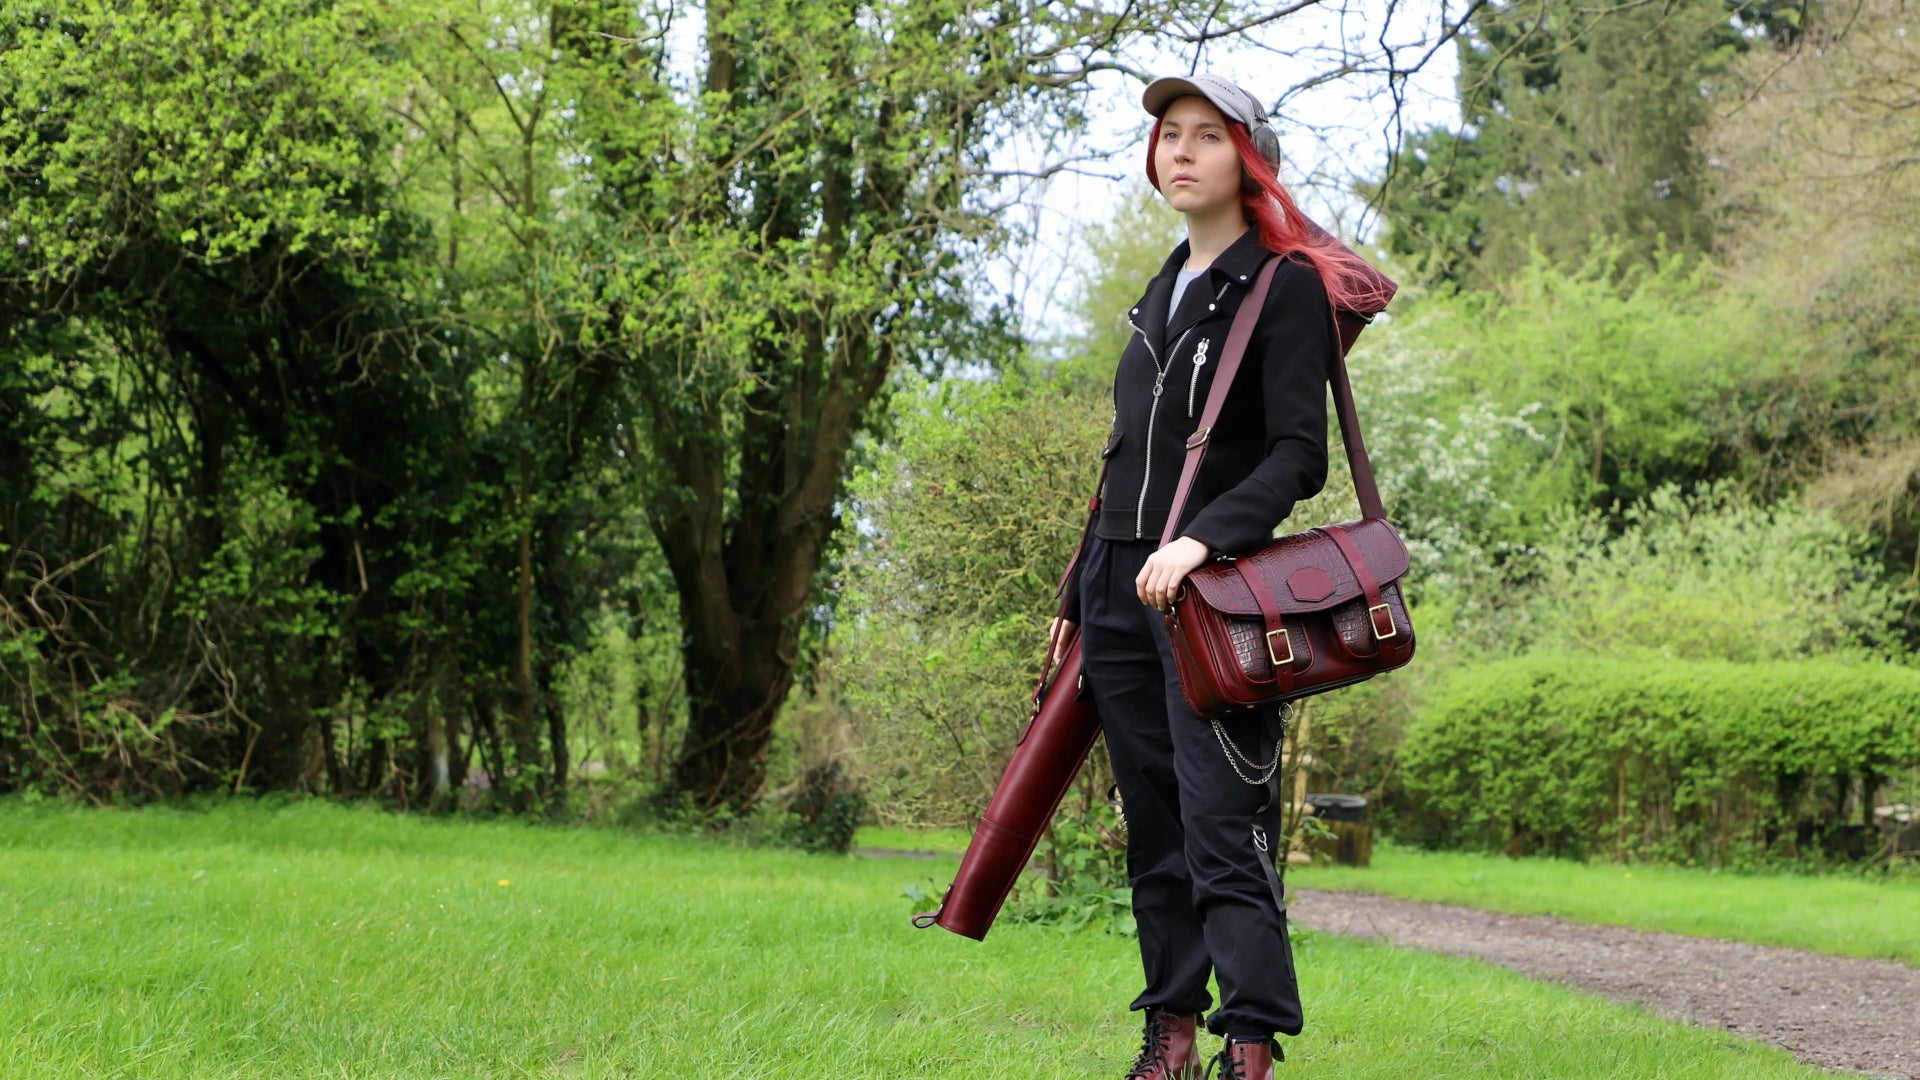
[1368,603,1397,640]
[1266,627,1293,667]
[1185,427,1210,450]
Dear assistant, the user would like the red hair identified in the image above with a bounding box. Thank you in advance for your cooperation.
[1145,115,1390,316]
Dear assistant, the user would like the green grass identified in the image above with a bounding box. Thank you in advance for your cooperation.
[0,800,1843,1078]
[852,824,972,856]
[1293,841,1920,966]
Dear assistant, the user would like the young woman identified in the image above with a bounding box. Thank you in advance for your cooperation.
[1050,74,1386,1079]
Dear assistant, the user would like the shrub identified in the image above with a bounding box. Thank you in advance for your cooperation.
[1508,484,1914,663]
[833,370,1110,826]
[1399,655,1920,865]
[1003,797,1134,935]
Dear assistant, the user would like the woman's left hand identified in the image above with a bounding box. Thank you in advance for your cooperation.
[1136,536,1212,612]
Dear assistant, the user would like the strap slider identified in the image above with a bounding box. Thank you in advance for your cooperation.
[1186,427,1211,450]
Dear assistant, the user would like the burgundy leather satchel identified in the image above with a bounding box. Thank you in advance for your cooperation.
[1160,257,1415,719]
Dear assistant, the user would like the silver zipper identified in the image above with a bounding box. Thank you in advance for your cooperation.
[1129,280,1231,539]
[1187,337,1210,418]
[1129,317,1199,540]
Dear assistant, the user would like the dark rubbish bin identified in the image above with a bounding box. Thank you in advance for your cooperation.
[1305,793,1368,822]
[1303,793,1372,866]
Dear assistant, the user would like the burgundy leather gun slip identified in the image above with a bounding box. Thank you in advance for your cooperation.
[912,633,1100,940]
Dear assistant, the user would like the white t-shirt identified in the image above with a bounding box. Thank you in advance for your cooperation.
[1168,266,1205,324]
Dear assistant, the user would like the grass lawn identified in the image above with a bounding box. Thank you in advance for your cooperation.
[852,824,972,856]
[2,800,1842,1079]
[1292,841,1920,966]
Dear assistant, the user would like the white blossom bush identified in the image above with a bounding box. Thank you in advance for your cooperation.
[1325,305,1554,651]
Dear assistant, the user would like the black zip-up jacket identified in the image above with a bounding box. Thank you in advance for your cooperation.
[1062,226,1333,623]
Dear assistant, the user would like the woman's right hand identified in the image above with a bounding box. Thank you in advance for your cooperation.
[1048,617,1079,668]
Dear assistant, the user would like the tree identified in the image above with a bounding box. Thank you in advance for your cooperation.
[545,0,1253,813]
[1705,0,1920,580]
[0,0,630,806]
[2,0,1455,814]
[2,0,460,797]
[1371,0,1803,285]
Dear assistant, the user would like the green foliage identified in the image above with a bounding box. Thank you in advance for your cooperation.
[1371,0,1791,286]
[542,0,1232,812]
[1308,287,1914,849]
[1004,799,1134,936]
[1704,0,1920,576]
[1335,246,1788,633]
[1509,484,1915,663]
[1399,655,1920,864]
[834,368,1111,826]
[1337,292,1551,596]
[780,761,868,855]
[1048,182,1186,386]
[1416,245,1773,513]
[0,0,396,282]
[5,0,1242,813]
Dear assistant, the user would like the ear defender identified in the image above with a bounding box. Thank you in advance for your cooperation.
[1240,118,1285,194]
[1251,119,1283,172]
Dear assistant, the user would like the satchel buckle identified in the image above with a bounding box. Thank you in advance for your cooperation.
[1185,427,1210,450]
[1266,627,1293,667]
[1368,603,1397,640]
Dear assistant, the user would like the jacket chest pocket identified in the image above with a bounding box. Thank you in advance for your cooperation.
[1185,335,1214,419]
[1177,281,1236,419]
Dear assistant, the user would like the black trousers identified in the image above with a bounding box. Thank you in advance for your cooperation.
[1077,533,1303,1039]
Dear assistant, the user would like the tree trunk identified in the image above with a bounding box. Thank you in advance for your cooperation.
[509,422,543,809]
[427,701,450,807]
[668,610,801,814]
[539,651,569,803]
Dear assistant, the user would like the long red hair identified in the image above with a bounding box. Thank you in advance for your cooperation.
[1145,115,1389,316]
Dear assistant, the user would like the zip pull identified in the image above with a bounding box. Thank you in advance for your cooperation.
[1187,338,1211,418]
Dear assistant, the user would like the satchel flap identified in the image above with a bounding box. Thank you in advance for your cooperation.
[1184,518,1410,618]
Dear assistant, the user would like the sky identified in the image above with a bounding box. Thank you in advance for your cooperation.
[657,1,1470,341]
[977,1,1468,339]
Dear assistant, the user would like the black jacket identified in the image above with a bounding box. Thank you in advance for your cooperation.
[1062,226,1333,622]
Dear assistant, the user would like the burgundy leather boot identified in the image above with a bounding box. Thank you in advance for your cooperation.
[1206,1036,1281,1079]
[1124,1009,1203,1080]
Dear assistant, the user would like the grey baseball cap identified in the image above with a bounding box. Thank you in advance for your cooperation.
[1142,73,1267,126]
[1142,73,1282,169]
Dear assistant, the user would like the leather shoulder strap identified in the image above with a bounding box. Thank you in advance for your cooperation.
[1158,255,1386,550]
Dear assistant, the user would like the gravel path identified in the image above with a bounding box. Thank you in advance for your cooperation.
[1290,888,1920,1079]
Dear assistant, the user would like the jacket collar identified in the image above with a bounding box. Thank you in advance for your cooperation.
[1134,226,1275,356]
[1153,225,1273,286]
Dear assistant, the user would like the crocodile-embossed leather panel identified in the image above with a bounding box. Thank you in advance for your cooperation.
[1331,583,1409,658]
[1227,616,1272,680]
[1225,615,1313,679]
[1185,518,1410,618]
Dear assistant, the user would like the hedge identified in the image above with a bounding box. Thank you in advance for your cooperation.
[1398,655,1920,864]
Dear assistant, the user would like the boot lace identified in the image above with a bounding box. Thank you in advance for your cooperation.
[1125,1011,1177,1078]
[1204,1039,1279,1080]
